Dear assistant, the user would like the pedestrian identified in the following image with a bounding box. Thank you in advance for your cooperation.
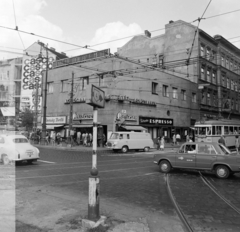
[84,133,88,146]
[86,133,90,146]
[186,134,189,142]
[51,131,56,146]
[235,135,239,154]
[89,133,93,146]
[157,137,160,150]
[77,131,81,145]
[102,133,106,147]
[160,136,165,151]
[56,132,61,145]
[172,134,176,146]
[82,132,86,146]
[189,136,193,142]
[176,133,181,145]
[218,135,226,146]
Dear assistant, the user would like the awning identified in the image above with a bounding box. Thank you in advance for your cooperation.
[65,125,102,128]
[121,125,147,131]
[0,107,15,116]
[46,125,64,129]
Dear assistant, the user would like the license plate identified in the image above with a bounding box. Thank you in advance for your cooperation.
[27,152,33,157]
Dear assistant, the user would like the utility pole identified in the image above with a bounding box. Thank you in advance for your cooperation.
[68,72,74,145]
[41,44,49,144]
[34,81,39,132]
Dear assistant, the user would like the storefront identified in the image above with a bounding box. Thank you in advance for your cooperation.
[43,116,67,137]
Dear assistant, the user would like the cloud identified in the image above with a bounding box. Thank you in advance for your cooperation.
[89,21,143,54]
[0,0,67,59]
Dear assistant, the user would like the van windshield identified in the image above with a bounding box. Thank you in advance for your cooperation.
[110,133,119,139]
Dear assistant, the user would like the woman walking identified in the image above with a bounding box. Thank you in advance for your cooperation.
[160,136,165,151]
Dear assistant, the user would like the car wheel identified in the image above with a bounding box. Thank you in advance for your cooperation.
[144,147,150,152]
[121,146,128,153]
[215,165,230,179]
[159,160,171,173]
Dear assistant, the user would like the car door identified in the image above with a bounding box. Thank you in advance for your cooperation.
[196,144,217,169]
[175,144,196,168]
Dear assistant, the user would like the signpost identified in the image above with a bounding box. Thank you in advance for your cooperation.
[86,84,105,221]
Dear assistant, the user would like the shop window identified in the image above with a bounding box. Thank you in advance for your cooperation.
[172,87,178,99]
[192,93,197,103]
[152,82,158,94]
[47,82,53,93]
[162,85,169,97]
[181,89,186,101]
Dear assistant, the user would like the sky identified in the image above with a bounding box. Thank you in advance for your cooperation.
[0,0,240,60]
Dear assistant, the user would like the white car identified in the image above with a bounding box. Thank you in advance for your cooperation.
[0,134,40,164]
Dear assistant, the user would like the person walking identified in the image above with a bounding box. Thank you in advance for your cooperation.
[172,134,176,146]
[176,133,181,145]
[77,131,81,145]
[235,135,239,154]
[89,133,93,146]
[186,134,190,142]
[218,135,226,146]
[160,136,165,151]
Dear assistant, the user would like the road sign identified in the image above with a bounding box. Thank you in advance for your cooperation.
[86,84,105,108]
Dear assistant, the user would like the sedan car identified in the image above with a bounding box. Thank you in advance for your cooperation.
[154,142,240,179]
[0,134,40,164]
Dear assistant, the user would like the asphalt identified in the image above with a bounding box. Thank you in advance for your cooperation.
[1,142,186,232]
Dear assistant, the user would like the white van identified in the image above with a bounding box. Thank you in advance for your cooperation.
[106,131,154,153]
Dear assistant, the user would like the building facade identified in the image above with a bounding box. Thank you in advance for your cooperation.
[39,20,240,141]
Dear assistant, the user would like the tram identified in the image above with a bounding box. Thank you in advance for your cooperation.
[194,119,240,148]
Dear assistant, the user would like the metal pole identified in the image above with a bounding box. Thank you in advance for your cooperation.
[88,106,100,221]
[34,81,39,132]
[41,45,48,144]
[68,72,74,145]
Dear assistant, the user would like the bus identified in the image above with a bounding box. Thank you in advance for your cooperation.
[194,119,240,149]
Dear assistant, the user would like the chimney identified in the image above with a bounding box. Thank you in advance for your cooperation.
[169,20,174,24]
[144,30,151,38]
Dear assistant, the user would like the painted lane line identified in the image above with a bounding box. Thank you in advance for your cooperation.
[37,160,56,164]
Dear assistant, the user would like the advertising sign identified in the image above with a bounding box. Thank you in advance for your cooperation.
[86,84,105,108]
[139,117,173,125]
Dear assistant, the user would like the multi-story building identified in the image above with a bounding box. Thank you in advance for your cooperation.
[41,20,240,141]
[0,57,22,130]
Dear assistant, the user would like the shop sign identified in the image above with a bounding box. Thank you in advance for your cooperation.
[65,97,86,104]
[139,117,173,125]
[86,84,105,108]
[106,95,156,106]
[43,116,66,124]
[73,113,93,120]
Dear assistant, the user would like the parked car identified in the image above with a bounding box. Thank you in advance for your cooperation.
[154,142,240,179]
[0,134,40,164]
[107,131,154,153]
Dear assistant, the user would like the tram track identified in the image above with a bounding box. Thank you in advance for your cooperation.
[166,172,240,232]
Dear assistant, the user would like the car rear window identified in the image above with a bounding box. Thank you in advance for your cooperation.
[13,138,29,143]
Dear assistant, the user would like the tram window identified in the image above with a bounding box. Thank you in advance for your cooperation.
[212,126,216,135]
[206,127,212,135]
[234,127,238,134]
[216,126,221,135]
[229,126,234,134]
[199,127,206,135]
[224,126,229,134]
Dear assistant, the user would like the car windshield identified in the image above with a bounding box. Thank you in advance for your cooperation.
[110,133,119,139]
[13,138,29,143]
[218,144,232,155]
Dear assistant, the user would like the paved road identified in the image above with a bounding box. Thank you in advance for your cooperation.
[15,147,240,232]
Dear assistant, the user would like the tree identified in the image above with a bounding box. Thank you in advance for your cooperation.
[20,108,34,131]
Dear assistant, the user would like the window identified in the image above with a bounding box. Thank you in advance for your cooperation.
[206,49,210,60]
[230,61,233,70]
[221,56,225,66]
[207,92,211,105]
[172,87,178,99]
[222,74,225,87]
[61,80,69,92]
[212,71,216,84]
[231,80,234,90]
[211,51,216,63]
[163,85,169,97]
[226,58,229,69]
[213,91,217,107]
[201,67,205,79]
[235,81,238,91]
[181,89,186,101]
[200,45,205,57]
[235,99,238,111]
[227,77,230,89]
[159,55,164,67]
[201,90,206,104]
[192,93,197,103]
[47,82,53,93]
[98,75,105,87]
[207,70,210,82]
[80,76,89,90]
[152,82,158,94]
